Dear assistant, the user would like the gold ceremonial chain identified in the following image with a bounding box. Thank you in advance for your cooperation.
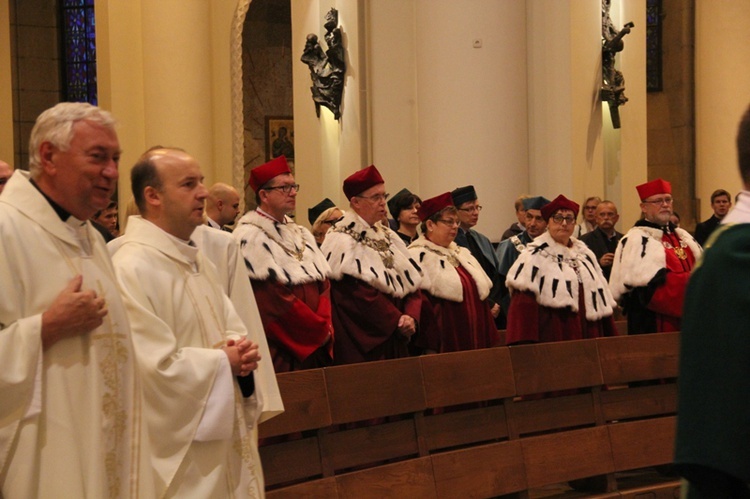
[338,223,395,269]
[662,239,688,260]
[248,223,306,261]
[538,247,585,269]
[414,244,460,268]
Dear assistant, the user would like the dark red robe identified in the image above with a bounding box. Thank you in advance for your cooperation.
[506,286,617,345]
[251,278,333,372]
[330,275,423,364]
[422,265,500,352]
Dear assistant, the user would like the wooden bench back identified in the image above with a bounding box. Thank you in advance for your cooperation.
[260,333,681,498]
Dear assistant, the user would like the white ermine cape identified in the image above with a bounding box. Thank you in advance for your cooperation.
[609,225,702,301]
[320,211,421,298]
[408,236,491,302]
[233,210,330,285]
[506,231,614,321]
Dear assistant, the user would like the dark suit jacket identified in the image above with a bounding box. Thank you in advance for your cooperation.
[693,215,721,246]
[580,227,623,281]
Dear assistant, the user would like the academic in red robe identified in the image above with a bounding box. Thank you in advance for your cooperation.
[234,210,333,372]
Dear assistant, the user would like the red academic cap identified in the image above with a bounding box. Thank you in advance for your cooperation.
[636,178,671,200]
[248,155,292,193]
[417,192,454,221]
[343,165,384,200]
[541,194,580,221]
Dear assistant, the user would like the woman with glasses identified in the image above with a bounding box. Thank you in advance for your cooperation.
[505,194,617,345]
[408,192,499,353]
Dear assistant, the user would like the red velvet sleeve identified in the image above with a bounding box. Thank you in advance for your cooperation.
[251,278,332,362]
[647,270,689,318]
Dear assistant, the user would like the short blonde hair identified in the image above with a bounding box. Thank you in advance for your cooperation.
[312,207,343,238]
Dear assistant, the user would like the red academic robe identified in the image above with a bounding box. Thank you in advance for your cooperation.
[423,265,500,352]
[251,278,333,372]
[646,231,696,332]
[331,275,423,364]
[506,288,617,345]
[610,223,701,335]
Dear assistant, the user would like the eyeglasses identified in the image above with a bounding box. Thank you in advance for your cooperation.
[264,183,300,194]
[321,217,343,226]
[642,197,673,206]
[457,205,482,213]
[356,192,390,203]
[436,219,460,227]
[551,214,576,224]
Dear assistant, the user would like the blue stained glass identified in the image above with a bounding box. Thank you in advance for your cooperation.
[61,4,97,104]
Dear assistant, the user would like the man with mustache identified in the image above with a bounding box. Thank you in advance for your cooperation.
[610,179,702,334]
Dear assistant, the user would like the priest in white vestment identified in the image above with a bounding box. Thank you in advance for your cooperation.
[0,103,152,497]
[112,147,264,497]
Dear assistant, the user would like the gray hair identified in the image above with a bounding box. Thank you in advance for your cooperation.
[29,102,117,176]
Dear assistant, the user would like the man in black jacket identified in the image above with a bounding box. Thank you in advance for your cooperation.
[580,200,623,281]
[693,188,732,246]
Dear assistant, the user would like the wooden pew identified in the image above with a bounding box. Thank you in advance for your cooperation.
[597,333,681,497]
[259,333,681,498]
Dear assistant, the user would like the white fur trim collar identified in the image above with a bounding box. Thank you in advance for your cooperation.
[408,236,491,302]
[233,210,330,285]
[609,225,702,300]
[320,211,421,298]
[506,232,614,320]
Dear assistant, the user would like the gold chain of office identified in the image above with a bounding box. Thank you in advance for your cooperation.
[337,224,395,269]
[412,244,461,268]
[247,223,306,261]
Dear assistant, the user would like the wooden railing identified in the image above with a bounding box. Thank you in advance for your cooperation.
[259,332,681,498]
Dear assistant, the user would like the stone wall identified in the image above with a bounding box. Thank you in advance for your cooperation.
[9,0,61,170]
[646,0,695,230]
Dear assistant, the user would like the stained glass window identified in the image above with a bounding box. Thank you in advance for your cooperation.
[646,0,663,92]
[61,0,97,105]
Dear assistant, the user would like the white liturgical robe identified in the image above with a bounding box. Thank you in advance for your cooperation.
[190,225,283,426]
[112,216,264,498]
[0,171,151,498]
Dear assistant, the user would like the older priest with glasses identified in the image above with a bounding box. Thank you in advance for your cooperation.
[609,179,702,334]
[505,195,617,345]
[321,165,423,364]
[408,192,499,353]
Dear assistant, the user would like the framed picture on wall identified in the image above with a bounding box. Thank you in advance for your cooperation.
[265,116,295,161]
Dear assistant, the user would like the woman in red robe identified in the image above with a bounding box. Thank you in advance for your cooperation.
[505,194,617,345]
[408,192,500,353]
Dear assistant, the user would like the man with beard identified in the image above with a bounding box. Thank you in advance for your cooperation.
[609,179,702,334]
